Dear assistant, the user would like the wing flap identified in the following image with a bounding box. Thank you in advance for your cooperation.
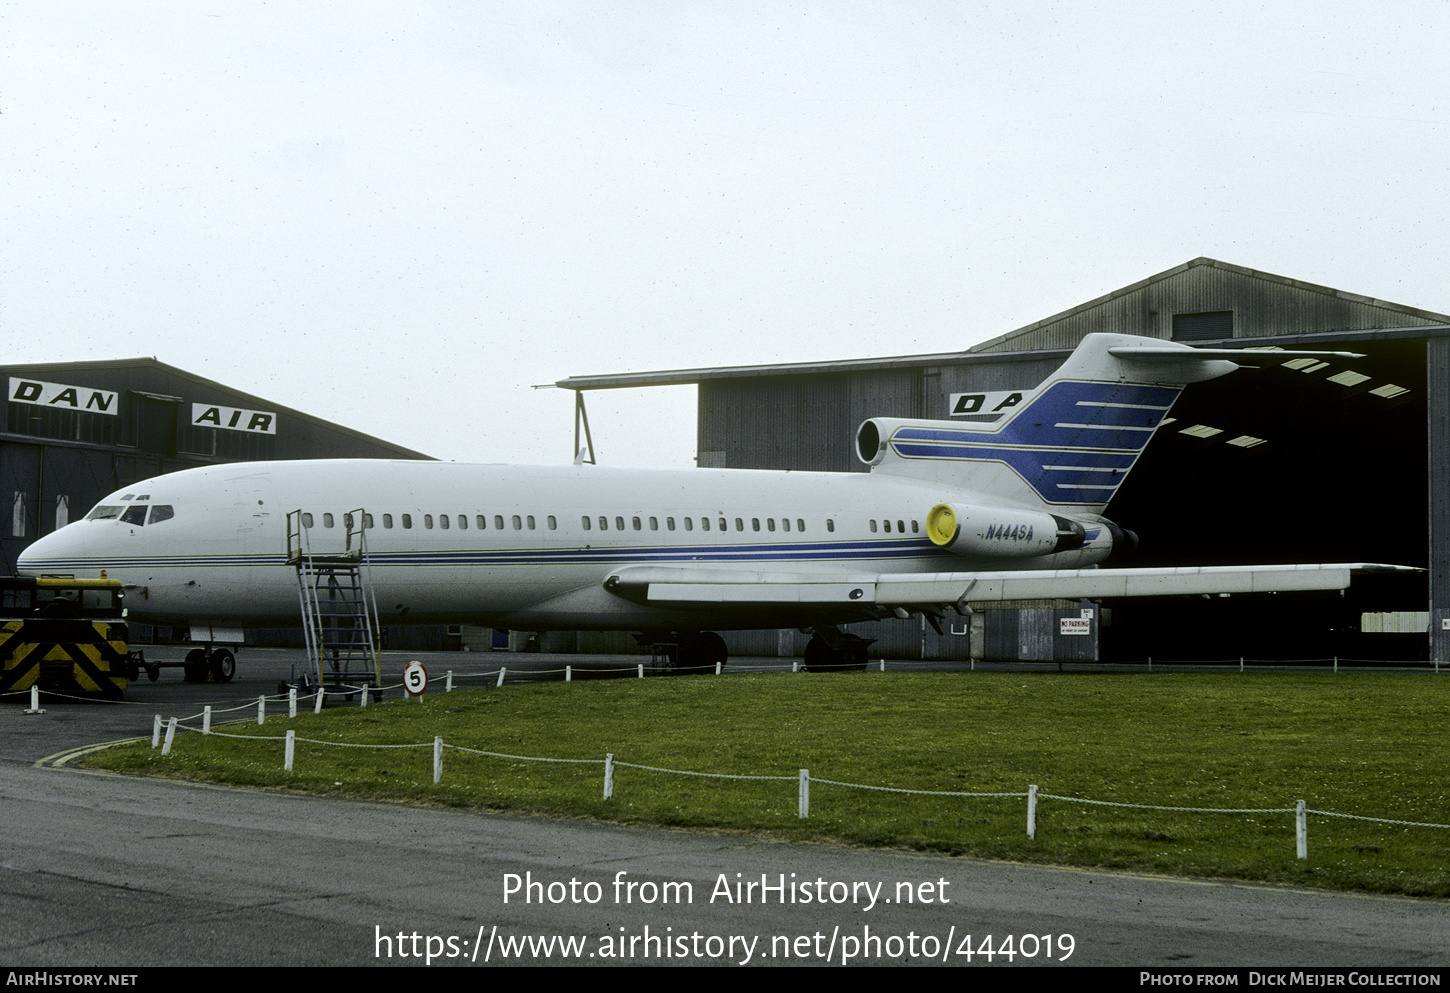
[873,564,1381,605]
[606,563,1414,611]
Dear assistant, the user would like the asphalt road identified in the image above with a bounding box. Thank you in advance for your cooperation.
[2,648,1447,969]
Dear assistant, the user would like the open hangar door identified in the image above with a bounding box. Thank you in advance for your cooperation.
[1099,336,1427,663]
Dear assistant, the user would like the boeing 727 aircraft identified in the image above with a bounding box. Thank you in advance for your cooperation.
[16,333,1401,671]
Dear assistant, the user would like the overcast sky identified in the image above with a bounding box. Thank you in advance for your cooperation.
[5,2,1447,467]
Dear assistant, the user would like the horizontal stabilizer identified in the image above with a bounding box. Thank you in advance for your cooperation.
[1107,346,1366,361]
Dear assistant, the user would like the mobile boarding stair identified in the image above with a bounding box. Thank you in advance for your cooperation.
[285,509,383,702]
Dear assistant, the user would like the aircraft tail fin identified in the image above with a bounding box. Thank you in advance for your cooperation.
[857,333,1361,514]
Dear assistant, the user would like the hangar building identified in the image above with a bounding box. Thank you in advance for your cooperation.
[3,358,433,642]
[560,258,1450,664]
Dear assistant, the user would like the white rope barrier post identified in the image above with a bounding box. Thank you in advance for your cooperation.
[637,663,644,679]
[360,685,368,708]
[1296,800,1308,859]
[496,667,506,687]
[1027,784,1038,839]
[25,685,45,714]
[446,670,454,693]
[161,718,177,756]
[257,695,266,725]
[433,737,443,784]
[566,665,572,682]
[288,688,297,718]
[314,688,325,713]
[715,661,722,675]
[202,706,212,734]
[603,753,614,799]
[798,769,810,818]
[284,730,295,771]
[152,715,162,748]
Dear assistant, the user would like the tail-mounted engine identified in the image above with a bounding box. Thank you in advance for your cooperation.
[925,503,1087,559]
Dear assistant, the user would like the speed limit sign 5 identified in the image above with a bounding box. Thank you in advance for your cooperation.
[403,660,428,696]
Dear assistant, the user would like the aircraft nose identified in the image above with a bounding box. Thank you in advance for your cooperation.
[16,523,94,577]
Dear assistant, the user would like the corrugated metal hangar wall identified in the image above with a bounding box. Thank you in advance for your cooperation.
[567,258,1450,663]
[2,358,436,646]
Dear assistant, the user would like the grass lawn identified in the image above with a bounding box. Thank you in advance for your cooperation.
[84,669,1450,897]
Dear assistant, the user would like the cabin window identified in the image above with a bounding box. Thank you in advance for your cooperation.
[477,515,487,529]
[649,516,658,530]
[615,516,625,531]
[766,518,775,532]
[383,514,394,529]
[494,515,504,530]
[424,515,433,529]
[897,520,905,533]
[683,517,692,531]
[826,519,834,532]
[527,515,536,530]
[363,513,374,529]
[458,515,467,529]
[402,514,412,529]
[146,505,174,525]
[323,513,335,529]
[547,515,557,530]
[882,520,891,533]
[632,516,641,531]
[512,515,522,530]
[700,518,709,531]
[439,514,449,529]
[121,506,147,526]
[912,520,919,533]
[344,512,355,530]
[582,516,591,530]
[599,516,608,530]
[870,520,878,533]
[720,518,729,531]
[780,518,789,532]
[667,517,676,531]
[797,519,806,532]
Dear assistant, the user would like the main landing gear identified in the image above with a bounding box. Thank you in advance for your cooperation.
[654,631,729,672]
[802,626,874,672]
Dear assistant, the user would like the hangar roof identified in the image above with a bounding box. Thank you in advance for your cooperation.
[557,257,1450,390]
[3,356,433,459]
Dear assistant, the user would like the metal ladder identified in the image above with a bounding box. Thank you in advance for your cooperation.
[286,509,382,699]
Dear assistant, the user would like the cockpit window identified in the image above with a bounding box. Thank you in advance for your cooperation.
[120,506,147,526]
[86,505,124,521]
[147,505,174,525]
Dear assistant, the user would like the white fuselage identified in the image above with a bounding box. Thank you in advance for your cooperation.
[16,459,1114,633]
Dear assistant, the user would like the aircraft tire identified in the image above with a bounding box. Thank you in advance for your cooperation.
[803,634,869,672]
[182,648,209,683]
[802,636,838,672]
[676,631,728,672]
[209,649,236,684]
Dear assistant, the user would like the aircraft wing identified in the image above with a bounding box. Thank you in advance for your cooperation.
[603,563,1416,614]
